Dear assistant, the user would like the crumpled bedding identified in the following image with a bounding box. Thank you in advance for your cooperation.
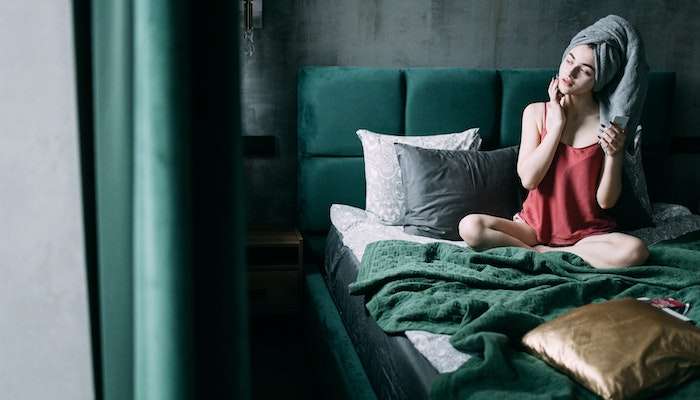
[348,233,700,399]
[330,202,700,374]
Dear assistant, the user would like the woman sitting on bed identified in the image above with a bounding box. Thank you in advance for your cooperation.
[459,16,650,269]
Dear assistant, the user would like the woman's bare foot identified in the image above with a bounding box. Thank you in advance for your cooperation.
[534,244,554,253]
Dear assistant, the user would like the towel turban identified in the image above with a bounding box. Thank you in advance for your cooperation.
[561,15,649,140]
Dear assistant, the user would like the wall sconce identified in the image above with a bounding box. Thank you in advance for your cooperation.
[243,0,263,56]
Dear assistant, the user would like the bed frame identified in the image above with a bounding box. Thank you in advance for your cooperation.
[297,66,675,398]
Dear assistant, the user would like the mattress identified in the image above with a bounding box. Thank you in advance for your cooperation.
[324,202,700,398]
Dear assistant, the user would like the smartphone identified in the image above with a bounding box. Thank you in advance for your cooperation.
[612,115,629,130]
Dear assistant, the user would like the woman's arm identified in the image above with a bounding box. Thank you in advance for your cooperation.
[596,123,626,208]
[517,77,567,190]
[517,104,563,189]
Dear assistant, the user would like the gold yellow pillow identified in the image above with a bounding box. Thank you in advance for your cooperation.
[522,297,700,400]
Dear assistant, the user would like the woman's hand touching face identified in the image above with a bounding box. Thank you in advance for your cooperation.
[598,122,626,157]
[546,75,567,132]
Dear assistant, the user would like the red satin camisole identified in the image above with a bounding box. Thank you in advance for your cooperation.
[517,102,616,246]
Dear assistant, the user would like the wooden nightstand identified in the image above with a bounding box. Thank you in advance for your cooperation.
[246,227,303,316]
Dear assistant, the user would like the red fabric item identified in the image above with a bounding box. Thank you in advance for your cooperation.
[518,103,616,246]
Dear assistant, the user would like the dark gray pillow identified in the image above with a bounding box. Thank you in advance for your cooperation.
[394,143,523,240]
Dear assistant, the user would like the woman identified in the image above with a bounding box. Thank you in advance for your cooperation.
[459,17,650,269]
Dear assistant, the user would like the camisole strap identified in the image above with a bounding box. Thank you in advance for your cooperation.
[539,102,548,139]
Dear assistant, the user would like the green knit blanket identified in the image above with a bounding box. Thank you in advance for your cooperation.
[348,230,700,399]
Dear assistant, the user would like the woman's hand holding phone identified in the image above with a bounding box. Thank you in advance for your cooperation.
[547,75,567,133]
[598,121,626,157]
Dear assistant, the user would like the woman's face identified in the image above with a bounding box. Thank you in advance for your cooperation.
[558,45,596,95]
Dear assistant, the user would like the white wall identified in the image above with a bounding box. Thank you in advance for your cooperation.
[0,1,94,399]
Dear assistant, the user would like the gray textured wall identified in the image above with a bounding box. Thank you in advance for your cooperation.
[242,0,700,226]
[0,1,94,399]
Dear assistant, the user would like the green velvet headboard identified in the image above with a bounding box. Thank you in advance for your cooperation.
[297,67,676,260]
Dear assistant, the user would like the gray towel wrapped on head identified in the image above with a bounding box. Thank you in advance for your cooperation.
[561,14,649,145]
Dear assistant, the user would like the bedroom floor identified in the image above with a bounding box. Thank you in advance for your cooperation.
[250,315,305,399]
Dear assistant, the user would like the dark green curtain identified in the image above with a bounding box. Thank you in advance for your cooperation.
[73,1,249,399]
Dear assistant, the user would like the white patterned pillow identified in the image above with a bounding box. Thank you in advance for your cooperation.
[356,128,482,225]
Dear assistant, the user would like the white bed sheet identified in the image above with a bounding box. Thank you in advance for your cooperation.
[330,203,470,260]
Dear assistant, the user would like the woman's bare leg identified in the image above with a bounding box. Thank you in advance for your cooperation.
[535,232,649,269]
[458,214,539,250]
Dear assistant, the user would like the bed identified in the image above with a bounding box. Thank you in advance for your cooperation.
[297,67,700,399]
